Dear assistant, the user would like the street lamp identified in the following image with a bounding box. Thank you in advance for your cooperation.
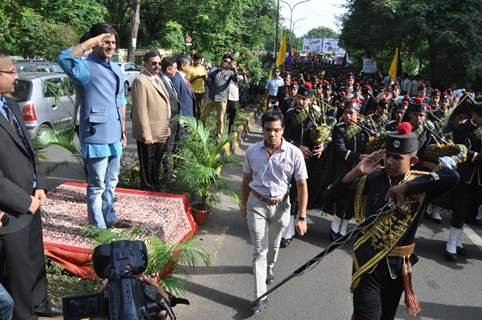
[280,0,311,49]
[291,18,305,52]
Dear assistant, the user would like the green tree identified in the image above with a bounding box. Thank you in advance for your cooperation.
[304,26,339,39]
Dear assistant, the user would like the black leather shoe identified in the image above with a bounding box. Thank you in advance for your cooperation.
[35,305,63,317]
[251,298,268,315]
[445,251,457,262]
[107,219,131,229]
[266,269,274,285]
[432,217,443,224]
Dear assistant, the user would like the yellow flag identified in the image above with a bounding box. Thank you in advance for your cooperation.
[275,32,287,67]
[388,48,399,80]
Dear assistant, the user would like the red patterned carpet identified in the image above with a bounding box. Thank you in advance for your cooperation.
[42,182,197,248]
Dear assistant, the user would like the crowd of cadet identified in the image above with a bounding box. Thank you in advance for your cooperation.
[264,56,481,261]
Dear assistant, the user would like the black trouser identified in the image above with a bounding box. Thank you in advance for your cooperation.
[226,100,238,133]
[1,213,48,320]
[450,179,482,228]
[194,92,205,119]
[353,261,404,320]
[137,141,168,191]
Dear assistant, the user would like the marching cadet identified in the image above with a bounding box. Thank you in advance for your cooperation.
[281,87,323,247]
[327,100,369,240]
[445,102,482,260]
[325,123,459,320]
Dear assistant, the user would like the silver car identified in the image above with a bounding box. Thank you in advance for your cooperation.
[11,72,75,137]
[117,62,141,93]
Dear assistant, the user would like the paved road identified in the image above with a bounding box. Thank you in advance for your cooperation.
[40,111,482,320]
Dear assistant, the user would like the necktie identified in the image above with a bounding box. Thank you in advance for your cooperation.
[2,100,28,147]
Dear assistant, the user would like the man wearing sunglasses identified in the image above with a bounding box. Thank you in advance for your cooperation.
[0,51,61,318]
[131,51,171,191]
[265,68,284,102]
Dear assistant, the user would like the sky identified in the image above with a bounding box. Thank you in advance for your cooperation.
[278,0,346,37]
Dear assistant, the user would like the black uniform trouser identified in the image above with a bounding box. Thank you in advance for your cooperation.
[450,179,482,228]
[353,261,403,320]
[226,100,238,133]
[137,141,168,191]
[0,212,48,320]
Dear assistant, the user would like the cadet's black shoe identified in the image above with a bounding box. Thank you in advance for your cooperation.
[251,299,268,315]
[445,251,457,262]
[329,230,340,242]
[432,217,443,224]
[266,269,274,285]
[456,246,466,256]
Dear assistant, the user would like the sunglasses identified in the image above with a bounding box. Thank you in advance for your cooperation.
[0,68,17,74]
[223,59,232,63]
[151,62,161,66]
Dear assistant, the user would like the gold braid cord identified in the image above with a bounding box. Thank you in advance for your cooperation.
[354,175,367,224]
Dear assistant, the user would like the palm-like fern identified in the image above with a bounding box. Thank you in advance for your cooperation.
[176,116,239,209]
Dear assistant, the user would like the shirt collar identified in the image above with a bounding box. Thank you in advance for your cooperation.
[88,52,111,67]
[260,138,286,152]
[143,68,159,80]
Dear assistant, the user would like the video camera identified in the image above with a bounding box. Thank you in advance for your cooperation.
[63,240,189,320]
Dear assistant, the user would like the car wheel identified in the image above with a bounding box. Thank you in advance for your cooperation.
[36,123,52,138]
[124,81,129,94]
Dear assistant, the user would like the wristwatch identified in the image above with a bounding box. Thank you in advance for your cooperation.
[297,215,306,221]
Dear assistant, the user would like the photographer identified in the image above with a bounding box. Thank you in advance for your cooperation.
[201,53,238,137]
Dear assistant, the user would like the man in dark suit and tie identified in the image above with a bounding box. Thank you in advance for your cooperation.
[171,55,195,117]
[0,51,61,319]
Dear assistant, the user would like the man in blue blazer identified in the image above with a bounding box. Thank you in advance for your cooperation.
[171,55,195,117]
[58,23,128,229]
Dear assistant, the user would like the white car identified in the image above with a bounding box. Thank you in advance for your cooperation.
[117,62,141,94]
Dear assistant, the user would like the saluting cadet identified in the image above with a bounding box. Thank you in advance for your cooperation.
[325,123,459,320]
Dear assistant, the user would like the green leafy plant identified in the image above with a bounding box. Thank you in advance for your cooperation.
[81,226,210,295]
[175,116,240,210]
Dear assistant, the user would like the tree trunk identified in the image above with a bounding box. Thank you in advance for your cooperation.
[128,0,141,62]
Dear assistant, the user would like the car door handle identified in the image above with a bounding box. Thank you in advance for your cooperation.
[52,104,58,110]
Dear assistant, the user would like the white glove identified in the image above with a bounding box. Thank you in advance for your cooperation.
[439,156,458,169]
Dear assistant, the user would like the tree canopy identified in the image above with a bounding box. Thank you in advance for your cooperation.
[339,0,482,87]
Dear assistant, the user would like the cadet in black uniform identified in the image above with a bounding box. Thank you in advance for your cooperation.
[445,102,482,260]
[328,100,369,240]
[282,87,323,247]
[325,124,459,320]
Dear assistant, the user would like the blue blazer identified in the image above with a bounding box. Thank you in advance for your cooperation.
[170,72,195,117]
[58,49,124,144]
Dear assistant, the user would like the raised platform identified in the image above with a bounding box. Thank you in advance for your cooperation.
[41,182,197,278]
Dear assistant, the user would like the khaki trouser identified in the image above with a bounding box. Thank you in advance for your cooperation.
[201,98,227,136]
[247,193,291,299]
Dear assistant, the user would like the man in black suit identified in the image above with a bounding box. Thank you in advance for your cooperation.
[0,51,61,319]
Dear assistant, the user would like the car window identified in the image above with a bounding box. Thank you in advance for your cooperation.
[11,80,32,102]
[125,63,140,72]
[133,64,141,71]
[62,77,75,95]
[43,78,66,97]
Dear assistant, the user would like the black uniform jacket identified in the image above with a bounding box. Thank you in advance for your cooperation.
[0,97,46,234]
[453,120,482,185]
[325,167,459,277]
